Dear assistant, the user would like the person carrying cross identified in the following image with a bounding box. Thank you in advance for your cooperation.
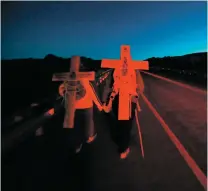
[61,77,103,154]
[103,69,144,159]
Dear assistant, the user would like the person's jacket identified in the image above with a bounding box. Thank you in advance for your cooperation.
[104,70,144,118]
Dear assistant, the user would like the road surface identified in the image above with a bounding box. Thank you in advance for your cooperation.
[2,72,207,191]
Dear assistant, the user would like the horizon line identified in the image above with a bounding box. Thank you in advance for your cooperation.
[1,51,207,62]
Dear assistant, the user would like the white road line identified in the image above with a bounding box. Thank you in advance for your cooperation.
[141,71,207,95]
[141,92,207,190]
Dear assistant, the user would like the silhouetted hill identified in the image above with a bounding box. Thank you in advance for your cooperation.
[1,56,102,118]
[2,55,102,92]
[2,52,207,118]
[145,52,207,89]
[146,52,207,73]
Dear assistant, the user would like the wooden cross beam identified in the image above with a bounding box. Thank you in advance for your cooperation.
[52,56,95,128]
[101,45,149,120]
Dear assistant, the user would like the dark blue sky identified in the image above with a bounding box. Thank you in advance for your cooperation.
[2,1,207,60]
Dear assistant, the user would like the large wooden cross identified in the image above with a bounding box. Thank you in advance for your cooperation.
[52,56,95,128]
[101,45,149,120]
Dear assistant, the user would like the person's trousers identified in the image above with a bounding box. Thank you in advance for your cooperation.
[111,99,137,153]
[63,107,94,150]
[115,116,135,153]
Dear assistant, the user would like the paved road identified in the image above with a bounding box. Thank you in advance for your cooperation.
[2,73,207,191]
[141,72,207,175]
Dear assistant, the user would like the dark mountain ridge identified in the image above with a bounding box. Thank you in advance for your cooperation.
[1,52,207,118]
[146,52,207,73]
[3,51,207,72]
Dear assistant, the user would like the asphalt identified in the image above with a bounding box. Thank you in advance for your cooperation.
[2,73,207,191]
[141,72,207,175]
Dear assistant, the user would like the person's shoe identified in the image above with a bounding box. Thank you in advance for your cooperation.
[86,133,97,144]
[120,148,130,159]
[75,144,83,154]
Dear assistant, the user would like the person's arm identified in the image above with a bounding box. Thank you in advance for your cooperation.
[103,83,119,113]
[88,82,103,111]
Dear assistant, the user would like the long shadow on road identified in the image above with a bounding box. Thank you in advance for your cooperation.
[2,99,206,191]
[2,106,143,191]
